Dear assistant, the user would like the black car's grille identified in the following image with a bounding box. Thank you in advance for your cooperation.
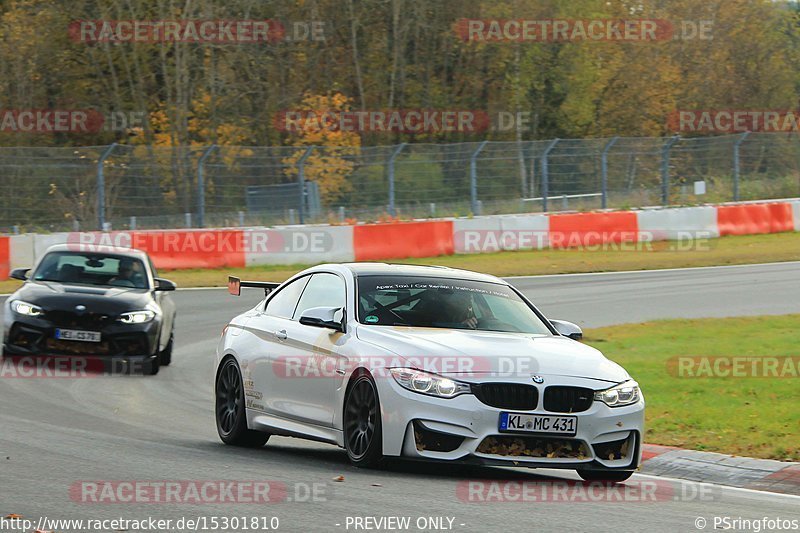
[472,383,538,410]
[543,386,594,413]
[45,310,111,329]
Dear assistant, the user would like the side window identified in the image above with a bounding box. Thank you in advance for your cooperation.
[293,273,346,320]
[265,276,310,319]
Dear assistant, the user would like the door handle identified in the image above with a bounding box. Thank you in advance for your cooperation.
[275,329,288,340]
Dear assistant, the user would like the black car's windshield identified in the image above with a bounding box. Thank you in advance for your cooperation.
[33,252,149,289]
[357,275,551,334]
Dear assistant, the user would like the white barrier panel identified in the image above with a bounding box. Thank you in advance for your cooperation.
[9,234,35,270]
[793,201,800,232]
[244,225,354,266]
[499,214,550,250]
[636,207,720,241]
[32,233,70,265]
[452,217,503,254]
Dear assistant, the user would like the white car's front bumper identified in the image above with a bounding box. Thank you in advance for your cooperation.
[377,375,645,471]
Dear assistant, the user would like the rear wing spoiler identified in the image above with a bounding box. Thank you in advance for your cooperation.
[228,276,281,296]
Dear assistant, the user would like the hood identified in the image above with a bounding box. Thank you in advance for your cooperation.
[10,281,153,315]
[355,325,628,383]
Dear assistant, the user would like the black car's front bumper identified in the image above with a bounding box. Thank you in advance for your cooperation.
[3,312,160,360]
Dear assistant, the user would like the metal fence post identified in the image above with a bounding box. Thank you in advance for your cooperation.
[470,140,489,215]
[387,143,407,216]
[97,143,118,230]
[661,135,680,206]
[733,131,750,202]
[601,137,619,209]
[197,144,217,228]
[541,139,559,212]
[296,147,314,224]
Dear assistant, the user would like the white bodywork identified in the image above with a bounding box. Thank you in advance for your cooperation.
[215,263,645,470]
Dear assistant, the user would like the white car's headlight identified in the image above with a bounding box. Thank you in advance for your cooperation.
[390,368,471,399]
[118,310,155,324]
[594,380,641,407]
[11,300,43,317]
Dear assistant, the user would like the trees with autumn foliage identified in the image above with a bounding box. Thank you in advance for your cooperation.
[1,0,800,211]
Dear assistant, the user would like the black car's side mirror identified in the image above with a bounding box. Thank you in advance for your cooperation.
[551,319,583,341]
[10,268,29,281]
[154,277,177,291]
[299,306,345,332]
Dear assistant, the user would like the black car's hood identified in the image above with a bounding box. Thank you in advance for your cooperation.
[11,281,153,314]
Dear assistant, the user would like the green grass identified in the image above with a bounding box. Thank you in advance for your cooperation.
[584,315,800,461]
[4,230,797,293]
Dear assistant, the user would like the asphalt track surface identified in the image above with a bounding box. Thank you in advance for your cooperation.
[2,262,799,532]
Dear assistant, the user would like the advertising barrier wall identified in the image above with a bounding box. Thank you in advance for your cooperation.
[549,211,639,248]
[717,203,795,236]
[3,200,798,279]
[353,220,454,261]
[0,236,9,280]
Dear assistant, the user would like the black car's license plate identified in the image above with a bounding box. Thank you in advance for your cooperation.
[55,328,102,343]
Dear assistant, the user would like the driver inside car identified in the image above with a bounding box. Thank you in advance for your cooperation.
[426,290,478,329]
[109,258,145,288]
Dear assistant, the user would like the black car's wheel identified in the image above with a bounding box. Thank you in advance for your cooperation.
[215,358,269,447]
[577,470,634,483]
[159,333,173,366]
[343,373,384,468]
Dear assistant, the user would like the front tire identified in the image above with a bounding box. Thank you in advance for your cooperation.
[343,372,384,468]
[577,470,634,483]
[215,357,269,447]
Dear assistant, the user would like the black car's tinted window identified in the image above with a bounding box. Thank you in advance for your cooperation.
[293,273,346,320]
[33,252,148,289]
[265,276,310,319]
[357,276,551,334]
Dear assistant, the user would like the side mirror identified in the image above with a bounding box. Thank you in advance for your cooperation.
[299,306,345,332]
[10,268,29,281]
[154,277,177,291]
[551,319,583,341]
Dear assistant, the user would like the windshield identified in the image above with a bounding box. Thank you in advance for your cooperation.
[357,275,552,335]
[33,252,149,289]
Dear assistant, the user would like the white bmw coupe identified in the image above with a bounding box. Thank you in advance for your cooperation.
[215,263,644,481]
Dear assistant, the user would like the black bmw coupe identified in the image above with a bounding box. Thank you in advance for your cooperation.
[3,244,176,375]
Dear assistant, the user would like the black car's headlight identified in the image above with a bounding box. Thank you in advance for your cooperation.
[118,310,156,324]
[594,380,641,407]
[11,300,44,317]
[389,368,471,398]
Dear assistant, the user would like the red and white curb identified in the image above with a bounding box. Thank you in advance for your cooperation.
[641,444,800,495]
